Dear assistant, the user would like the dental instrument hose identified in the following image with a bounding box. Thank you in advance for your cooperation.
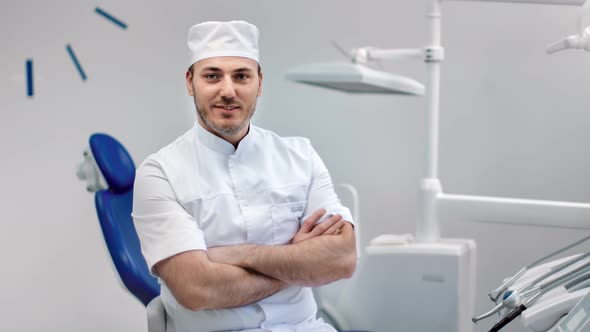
[488,292,543,332]
[528,234,590,269]
[488,234,590,302]
[488,304,527,332]
[483,264,590,331]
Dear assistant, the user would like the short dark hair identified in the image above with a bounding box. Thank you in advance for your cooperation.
[188,63,262,76]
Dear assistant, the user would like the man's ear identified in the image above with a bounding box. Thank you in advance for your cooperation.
[186,70,195,96]
[257,70,263,97]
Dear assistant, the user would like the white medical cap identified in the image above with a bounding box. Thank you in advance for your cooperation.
[187,21,260,67]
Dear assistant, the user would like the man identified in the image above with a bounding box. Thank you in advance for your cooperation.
[132,21,357,332]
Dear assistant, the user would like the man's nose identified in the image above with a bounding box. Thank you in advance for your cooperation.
[219,77,237,99]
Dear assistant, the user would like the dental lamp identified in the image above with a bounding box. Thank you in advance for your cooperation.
[286,62,425,95]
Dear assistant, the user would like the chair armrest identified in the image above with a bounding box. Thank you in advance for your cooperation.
[147,296,167,332]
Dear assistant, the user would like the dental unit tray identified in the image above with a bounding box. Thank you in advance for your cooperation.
[522,284,590,331]
[549,289,590,332]
[492,254,590,331]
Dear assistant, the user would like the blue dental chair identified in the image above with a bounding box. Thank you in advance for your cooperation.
[77,133,170,332]
[77,133,369,332]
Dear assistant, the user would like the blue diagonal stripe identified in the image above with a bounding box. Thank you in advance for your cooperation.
[26,59,34,97]
[66,44,87,81]
[95,7,128,29]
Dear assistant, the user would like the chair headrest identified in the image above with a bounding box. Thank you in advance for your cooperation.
[89,133,136,193]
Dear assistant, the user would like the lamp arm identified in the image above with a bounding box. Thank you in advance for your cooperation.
[437,193,590,229]
[365,48,423,61]
[448,0,584,5]
[415,0,586,241]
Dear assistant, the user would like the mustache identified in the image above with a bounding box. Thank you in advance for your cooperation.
[218,97,238,105]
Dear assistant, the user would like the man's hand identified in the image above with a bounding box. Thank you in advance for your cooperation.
[206,209,346,266]
[206,207,357,287]
[291,208,346,244]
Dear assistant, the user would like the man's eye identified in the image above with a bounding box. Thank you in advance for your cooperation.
[205,74,219,80]
[235,74,248,80]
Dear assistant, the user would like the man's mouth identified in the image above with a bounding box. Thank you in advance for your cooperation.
[214,104,240,111]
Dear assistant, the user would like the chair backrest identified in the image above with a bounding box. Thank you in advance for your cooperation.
[90,133,159,306]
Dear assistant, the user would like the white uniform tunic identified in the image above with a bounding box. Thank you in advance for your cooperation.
[132,121,354,332]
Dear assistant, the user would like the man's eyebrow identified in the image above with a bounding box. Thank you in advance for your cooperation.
[233,67,254,73]
[199,67,254,73]
[201,67,223,72]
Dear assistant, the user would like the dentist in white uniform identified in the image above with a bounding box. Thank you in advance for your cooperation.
[132,20,357,332]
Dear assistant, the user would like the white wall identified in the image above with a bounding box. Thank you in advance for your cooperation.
[1,0,589,331]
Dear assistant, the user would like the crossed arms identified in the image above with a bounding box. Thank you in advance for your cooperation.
[154,209,357,311]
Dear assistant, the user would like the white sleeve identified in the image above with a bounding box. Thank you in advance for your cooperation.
[302,143,355,226]
[132,158,207,276]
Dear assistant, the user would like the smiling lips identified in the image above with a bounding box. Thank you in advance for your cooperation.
[214,104,240,111]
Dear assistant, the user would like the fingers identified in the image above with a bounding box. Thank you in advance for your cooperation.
[324,219,346,235]
[309,214,342,236]
[300,208,326,233]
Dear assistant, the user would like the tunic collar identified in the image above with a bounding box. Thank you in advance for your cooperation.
[194,119,253,156]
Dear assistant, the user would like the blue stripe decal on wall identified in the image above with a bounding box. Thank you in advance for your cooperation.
[95,7,128,29]
[66,44,87,81]
[26,59,34,97]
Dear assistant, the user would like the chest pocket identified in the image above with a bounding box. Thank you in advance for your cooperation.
[270,201,306,245]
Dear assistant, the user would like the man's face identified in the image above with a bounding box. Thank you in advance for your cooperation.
[186,56,262,142]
